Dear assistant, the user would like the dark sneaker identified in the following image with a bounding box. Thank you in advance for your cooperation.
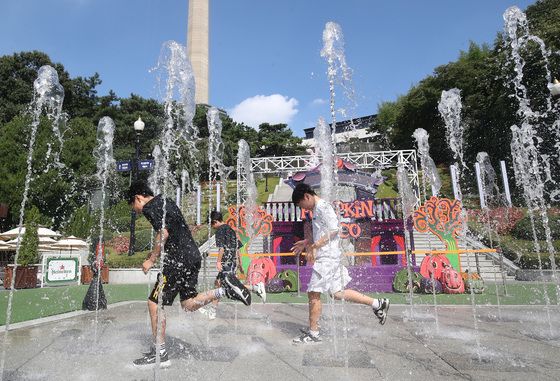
[292,332,322,345]
[373,298,390,325]
[133,350,170,368]
[223,273,251,306]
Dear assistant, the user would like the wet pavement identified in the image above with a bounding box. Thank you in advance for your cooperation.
[1,301,560,380]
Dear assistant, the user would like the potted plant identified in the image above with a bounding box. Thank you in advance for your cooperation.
[3,221,40,289]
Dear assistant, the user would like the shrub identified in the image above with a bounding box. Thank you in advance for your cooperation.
[511,214,560,241]
[468,207,524,235]
[105,249,147,268]
[108,235,130,255]
[518,254,560,269]
[18,221,39,267]
[133,229,153,252]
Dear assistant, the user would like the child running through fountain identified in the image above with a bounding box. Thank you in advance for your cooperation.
[200,211,266,319]
[290,183,390,344]
[127,181,251,368]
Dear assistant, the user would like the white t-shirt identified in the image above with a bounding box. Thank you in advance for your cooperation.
[312,198,341,261]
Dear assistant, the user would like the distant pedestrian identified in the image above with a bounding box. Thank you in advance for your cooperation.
[200,210,266,319]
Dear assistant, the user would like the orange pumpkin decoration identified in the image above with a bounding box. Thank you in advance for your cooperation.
[419,254,451,281]
[246,257,277,286]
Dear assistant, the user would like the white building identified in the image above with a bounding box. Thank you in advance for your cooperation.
[301,115,380,151]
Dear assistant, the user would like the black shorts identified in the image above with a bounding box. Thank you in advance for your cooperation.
[215,263,237,282]
[149,265,200,306]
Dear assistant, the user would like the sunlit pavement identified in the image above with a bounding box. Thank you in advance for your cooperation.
[1,302,560,380]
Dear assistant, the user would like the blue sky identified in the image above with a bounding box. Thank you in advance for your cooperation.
[1,0,536,137]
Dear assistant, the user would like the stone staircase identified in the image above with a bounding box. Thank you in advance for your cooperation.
[412,231,517,282]
[197,234,266,288]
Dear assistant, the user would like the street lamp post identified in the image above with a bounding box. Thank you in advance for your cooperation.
[129,117,145,256]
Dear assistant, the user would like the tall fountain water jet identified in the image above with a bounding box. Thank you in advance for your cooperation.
[237,139,258,232]
[396,165,419,318]
[151,40,198,377]
[207,107,231,244]
[438,89,466,170]
[314,118,335,203]
[475,152,507,311]
[511,124,556,333]
[312,116,349,367]
[412,128,442,328]
[82,117,115,318]
[503,7,559,317]
[438,88,483,361]
[235,139,258,322]
[0,65,65,381]
[503,6,553,121]
[413,128,442,197]
[321,21,356,137]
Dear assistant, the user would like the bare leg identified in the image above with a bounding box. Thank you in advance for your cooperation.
[212,279,220,307]
[333,289,374,306]
[181,289,220,312]
[148,299,166,344]
[308,291,322,331]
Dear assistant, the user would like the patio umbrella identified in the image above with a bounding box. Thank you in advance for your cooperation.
[0,240,14,251]
[51,236,89,252]
[0,226,61,240]
[5,236,58,247]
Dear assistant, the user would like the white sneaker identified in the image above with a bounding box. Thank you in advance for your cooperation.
[255,282,267,303]
[207,306,216,320]
[199,305,216,320]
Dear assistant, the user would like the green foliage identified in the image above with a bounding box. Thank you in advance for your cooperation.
[18,221,39,266]
[106,200,132,233]
[105,248,147,268]
[64,206,94,239]
[256,123,306,157]
[510,214,560,241]
[133,229,153,252]
[371,1,560,203]
[519,254,560,270]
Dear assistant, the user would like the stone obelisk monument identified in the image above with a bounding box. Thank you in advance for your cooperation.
[187,0,209,105]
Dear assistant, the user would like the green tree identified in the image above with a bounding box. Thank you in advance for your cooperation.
[256,123,305,157]
[18,221,39,267]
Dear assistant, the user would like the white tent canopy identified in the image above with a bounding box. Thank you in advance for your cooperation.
[5,236,58,245]
[0,226,62,240]
[51,236,89,250]
[0,240,13,252]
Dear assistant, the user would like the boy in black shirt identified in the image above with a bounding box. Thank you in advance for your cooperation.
[202,211,266,319]
[127,181,251,368]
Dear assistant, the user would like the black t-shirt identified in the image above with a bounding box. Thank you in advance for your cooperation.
[215,224,241,268]
[142,195,201,269]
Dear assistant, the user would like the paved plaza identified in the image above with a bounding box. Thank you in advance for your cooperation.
[1,301,560,380]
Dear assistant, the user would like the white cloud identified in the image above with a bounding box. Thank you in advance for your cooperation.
[229,94,299,128]
[311,98,327,106]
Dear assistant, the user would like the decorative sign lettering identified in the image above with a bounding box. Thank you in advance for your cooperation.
[44,256,80,285]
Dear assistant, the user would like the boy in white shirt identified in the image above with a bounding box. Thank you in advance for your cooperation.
[291,183,390,344]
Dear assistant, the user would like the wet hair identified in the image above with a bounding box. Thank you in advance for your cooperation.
[127,180,154,204]
[210,210,223,223]
[292,183,316,205]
